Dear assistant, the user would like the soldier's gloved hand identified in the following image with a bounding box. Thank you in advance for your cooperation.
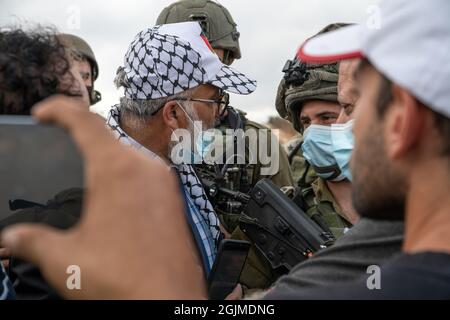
[0,95,206,299]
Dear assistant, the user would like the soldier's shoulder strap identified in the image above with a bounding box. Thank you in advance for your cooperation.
[223,106,247,131]
[244,119,270,130]
[288,139,303,165]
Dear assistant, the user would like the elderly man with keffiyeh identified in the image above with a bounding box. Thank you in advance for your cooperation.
[107,22,256,278]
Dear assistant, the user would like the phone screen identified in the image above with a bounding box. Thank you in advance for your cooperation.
[208,240,251,300]
[0,116,83,219]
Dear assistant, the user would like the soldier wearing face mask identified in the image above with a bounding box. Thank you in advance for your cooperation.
[253,57,404,297]
[276,24,357,239]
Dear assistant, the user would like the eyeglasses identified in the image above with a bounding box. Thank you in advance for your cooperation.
[150,91,230,117]
[174,91,230,117]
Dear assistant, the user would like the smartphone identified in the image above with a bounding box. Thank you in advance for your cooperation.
[0,116,83,220]
[207,239,251,300]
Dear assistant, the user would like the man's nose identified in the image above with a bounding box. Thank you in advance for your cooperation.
[336,108,352,124]
[213,104,220,120]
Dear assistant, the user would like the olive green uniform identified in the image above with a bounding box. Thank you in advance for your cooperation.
[244,119,294,190]
[216,112,294,232]
[285,134,316,184]
[213,111,294,290]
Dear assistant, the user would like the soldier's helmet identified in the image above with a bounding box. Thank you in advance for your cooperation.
[275,24,349,133]
[59,33,101,105]
[156,0,241,65]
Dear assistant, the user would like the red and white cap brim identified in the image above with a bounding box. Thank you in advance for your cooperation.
[298,24,364,63]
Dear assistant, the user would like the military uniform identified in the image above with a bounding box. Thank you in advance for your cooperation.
[196,108,293,290]
[214,111,294,290]
[245,118,293,190]
[157,1,294,291]
[304,178,352,238]
[214,110,294,231]
[285,134,316,184]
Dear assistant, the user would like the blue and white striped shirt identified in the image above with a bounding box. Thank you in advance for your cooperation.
[0,263,15,300]
[181,185,217,277]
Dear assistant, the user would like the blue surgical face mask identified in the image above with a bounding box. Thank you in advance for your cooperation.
[302,124,345,181]
[195,130,214,160]
[177,102,214,161]
[331,120,354,181]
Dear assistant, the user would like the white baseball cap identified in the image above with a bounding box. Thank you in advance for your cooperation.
[298,0,450,118]
[120,21,256,100]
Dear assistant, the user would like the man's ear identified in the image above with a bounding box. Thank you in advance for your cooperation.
[385,84,425,160]
[162,101,181,130]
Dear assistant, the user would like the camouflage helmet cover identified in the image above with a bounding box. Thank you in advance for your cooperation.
[156,0,241,60]
[59,33,101,105]
[275,23,351,132]
[59,33,99,80]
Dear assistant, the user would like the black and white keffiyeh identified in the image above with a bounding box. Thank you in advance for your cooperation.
[175,162,222,240]
[120,21,256,101]
[0,263,14,300]
[106,106,221,274]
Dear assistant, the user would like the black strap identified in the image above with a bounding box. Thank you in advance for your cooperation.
[9,199,45,211]
[224,106,246,131]
[288,140,303,164]
[298,161,312,188]
[312,164,342,181]
[310,212,335,239]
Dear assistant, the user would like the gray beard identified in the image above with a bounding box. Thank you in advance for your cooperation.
[167,104,200,162]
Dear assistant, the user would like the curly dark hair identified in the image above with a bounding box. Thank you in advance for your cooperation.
[0,26,79,115]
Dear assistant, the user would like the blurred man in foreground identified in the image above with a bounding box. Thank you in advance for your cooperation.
[266,0,450,299]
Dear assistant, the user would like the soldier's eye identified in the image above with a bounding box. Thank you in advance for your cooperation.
[321,115,338,123]
[301,118,310,126]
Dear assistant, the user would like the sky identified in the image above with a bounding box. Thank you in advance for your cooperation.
[0,0,378,123]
